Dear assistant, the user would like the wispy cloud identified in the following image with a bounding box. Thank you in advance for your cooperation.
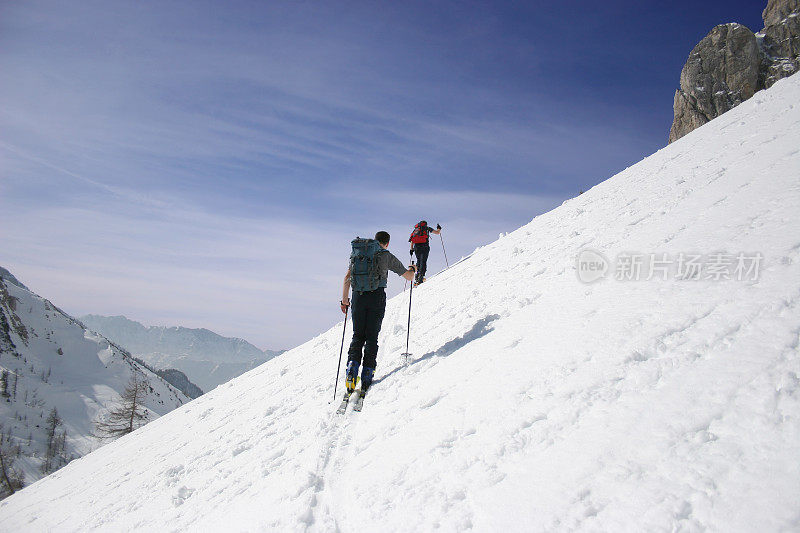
[1,181,560,348]
[1,0,672,348]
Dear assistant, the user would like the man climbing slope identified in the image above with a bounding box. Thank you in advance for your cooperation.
[409,221,441,285]
[341,231,415,400]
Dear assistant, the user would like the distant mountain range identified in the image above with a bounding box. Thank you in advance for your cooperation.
[79,315,285,393]
[0,268,188,492]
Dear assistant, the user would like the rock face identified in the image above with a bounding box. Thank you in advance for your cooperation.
[760,0,800,88]
[763,0,800,26]
[669,0,800,143]
[669,24,760,143]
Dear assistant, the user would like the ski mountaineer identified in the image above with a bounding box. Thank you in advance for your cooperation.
[408,221,441,286]
[340,231,415,399]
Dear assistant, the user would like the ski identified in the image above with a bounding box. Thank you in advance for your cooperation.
[353,390,365,412]
[336,391,353,414]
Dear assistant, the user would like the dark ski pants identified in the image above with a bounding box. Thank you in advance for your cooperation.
[414,243,430,283]
[347,288,386,372]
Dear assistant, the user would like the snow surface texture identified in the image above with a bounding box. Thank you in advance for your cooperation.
[0,277,187,486]
[80,314,283,393]
[3,74,800,531]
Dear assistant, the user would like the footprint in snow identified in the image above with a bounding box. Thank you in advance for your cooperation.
[172,486,195,506]
[420,394,443,409]
[231,442,251,457]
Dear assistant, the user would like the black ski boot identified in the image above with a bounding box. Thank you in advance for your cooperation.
[354,367,374,412]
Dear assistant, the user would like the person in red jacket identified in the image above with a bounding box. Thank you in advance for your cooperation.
[408,221,441,285]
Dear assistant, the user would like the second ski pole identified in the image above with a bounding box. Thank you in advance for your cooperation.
[333,304,348,402]
[439,229,449,268]
[402,262,415,365]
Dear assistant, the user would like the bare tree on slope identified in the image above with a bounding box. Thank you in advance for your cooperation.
[94,373,150,439]
[41,407,68,475]
[0,424,24,499]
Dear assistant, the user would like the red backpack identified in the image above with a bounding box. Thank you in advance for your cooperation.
[409,221,429,244]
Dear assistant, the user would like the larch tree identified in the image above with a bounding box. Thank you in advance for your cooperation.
[0,424,24,498]
[41,407,67,475]
[94,373,150,439]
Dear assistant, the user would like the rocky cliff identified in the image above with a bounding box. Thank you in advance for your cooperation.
[669,0,799,142]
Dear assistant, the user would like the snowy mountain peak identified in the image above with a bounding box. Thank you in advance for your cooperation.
[0,266,29,292]
[79,314,285,392]
[2,74,800,529]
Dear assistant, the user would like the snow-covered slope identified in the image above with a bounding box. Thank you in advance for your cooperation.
[80,314,283,393]
[3,75,800,530]
[0,275,188,488]
[0,267,29,291]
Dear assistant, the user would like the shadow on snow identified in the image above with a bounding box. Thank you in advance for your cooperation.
[374,314,500,386]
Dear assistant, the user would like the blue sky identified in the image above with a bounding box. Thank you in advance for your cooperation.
[0,0,765,349]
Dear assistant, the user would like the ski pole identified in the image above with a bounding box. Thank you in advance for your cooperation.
[439,232,449,268]
[405,248,413,291]
[333,305,348,402]
[401,262,415,364]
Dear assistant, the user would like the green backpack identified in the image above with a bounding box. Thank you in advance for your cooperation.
[350,238,382,293]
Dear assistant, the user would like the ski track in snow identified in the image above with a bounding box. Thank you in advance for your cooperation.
[2,77,800,531]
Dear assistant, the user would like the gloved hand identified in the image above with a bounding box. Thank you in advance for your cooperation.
[410,249,414,256]
[436,224,441,230]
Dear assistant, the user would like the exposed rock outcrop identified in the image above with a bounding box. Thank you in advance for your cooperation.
[763,0,800,27]
[154,368,204,399]
[669,0,800,143]
[760,0,800,88]
[669,24,760,143]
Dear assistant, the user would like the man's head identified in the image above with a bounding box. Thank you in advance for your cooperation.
[375,231,390,248]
